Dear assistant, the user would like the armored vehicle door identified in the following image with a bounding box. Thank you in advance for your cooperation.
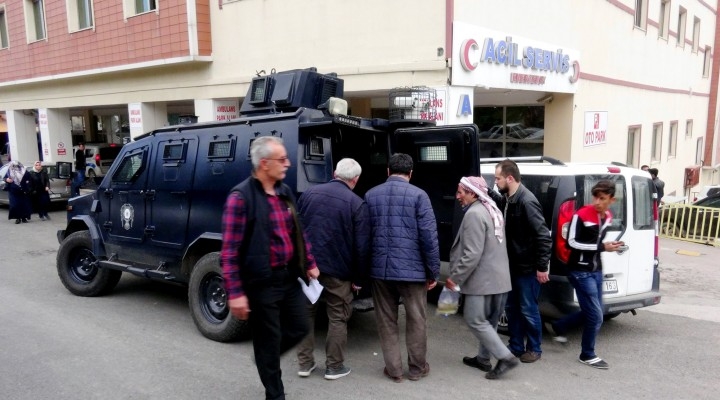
[147,137,198,248]
[102,145,150,247]
[392,125,480,259]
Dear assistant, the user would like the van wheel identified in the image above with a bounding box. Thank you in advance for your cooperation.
[604,312,621,321]
[56,231,122,296]
[188,253,249,342]
[497,310,509,335]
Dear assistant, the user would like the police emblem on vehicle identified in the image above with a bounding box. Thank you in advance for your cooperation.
[120,203,134,230]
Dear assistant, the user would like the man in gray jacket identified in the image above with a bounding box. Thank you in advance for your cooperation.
[365,153,440,383]
[446,176,518,380]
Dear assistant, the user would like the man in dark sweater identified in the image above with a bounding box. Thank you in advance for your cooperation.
[72,143,86,196]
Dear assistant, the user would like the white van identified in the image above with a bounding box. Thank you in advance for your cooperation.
[478,159,662,321]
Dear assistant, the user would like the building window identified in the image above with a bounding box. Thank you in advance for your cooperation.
[695,137,703,165]
[686,119,693,138]
[124,0,156,17]
[692,17,700,53]
[67,0,94,31]
[658,0,670,40]
[703,46,712,77]
[634,0,648,30]
[474,106,544,158]
[651,123,663,162]
[0,7,8,49]
[24,0,47,42]
[627,126,641,167]
[677,7,686,48]
[668,121,677,158]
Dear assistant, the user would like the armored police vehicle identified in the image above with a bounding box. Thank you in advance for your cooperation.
[56,67,660,342]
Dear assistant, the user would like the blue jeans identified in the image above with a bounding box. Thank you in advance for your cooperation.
[554,270,604,359]
[506,273,542,354]
[72,169,85,196]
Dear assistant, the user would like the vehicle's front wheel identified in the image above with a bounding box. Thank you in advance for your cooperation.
[188,252,249,342]
[56,231,121,296]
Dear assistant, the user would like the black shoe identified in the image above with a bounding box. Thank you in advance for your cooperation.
[15,219,21,224]
[463,356,492,372]
[579,356,609,369]
[485,357,520,380]
[21,218,28,223]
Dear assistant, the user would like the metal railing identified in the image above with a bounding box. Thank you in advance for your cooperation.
[659,203,720,246]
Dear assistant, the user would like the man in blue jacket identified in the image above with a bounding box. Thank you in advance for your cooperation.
[365,153,440,383]
[295,158,370,380]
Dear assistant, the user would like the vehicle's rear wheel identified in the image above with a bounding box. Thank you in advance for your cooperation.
[56,231,121,296]
[603,312,621,321]
[188,252,249,342]
[497,310,509,335]
[87,169,96,179]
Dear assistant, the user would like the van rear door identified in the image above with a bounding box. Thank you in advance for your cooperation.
[392,125,479,258]
[577,174,655,302]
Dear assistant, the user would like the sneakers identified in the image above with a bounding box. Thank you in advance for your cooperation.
[485,356,519,380]
[462,356,492,372]
[544,321,568,344]
[520,351,541,363]
[579,356,609,369]
[408,363,430,381]
[297,362,317,377]
[324,365,351,380]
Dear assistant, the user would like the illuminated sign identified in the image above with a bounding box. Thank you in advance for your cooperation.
[452,22,580,93]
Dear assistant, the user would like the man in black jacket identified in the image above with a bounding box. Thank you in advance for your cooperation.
[295,158,370,380]
[491,159,552,363]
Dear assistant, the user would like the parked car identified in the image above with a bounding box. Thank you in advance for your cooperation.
[479,123,539,139]
[0,161,73,206]
[693,185,720,202]
[72,143,123,179]
[660,192,720,240]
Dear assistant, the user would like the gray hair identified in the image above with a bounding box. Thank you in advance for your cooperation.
[250,136,284,169]
[335,158,362,181]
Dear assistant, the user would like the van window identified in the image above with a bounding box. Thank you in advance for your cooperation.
[520,175,561,227]
[99,146,122,160]
[577,176,626,230]
[632,176,654,229]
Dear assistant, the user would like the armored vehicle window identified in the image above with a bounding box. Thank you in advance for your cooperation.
[419,145,448,162]
[113,151,144,183]
[208,139,234,159]
[163,143,186,160]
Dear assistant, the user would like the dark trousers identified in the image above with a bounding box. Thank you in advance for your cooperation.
[371,279,428,377]
[506,273,543,355]
[297,274,353,369]
[247,269,309,400]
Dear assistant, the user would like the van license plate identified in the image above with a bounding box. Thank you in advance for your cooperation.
[603,280,618,294]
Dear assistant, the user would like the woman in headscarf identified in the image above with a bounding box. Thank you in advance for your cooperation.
[3,161,33,223]
[28,161,51,220]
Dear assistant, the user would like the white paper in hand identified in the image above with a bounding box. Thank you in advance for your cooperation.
[298,277,324,304]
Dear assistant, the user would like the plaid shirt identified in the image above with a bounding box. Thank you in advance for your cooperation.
[221,191,317,299]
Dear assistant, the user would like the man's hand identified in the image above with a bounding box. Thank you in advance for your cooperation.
[228,295,250,320]
[604,241,624,252]
[426,279,437,291]
[445,277,457,292]
[307,267,320,280]
[536,270,550,284]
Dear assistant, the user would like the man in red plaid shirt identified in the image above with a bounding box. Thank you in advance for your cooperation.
[221,136,319,400]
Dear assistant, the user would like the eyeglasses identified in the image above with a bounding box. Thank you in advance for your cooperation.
[265,156,290,163]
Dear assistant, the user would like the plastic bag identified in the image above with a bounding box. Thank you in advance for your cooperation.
[436,286,461,316]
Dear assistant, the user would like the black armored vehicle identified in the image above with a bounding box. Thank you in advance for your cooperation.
[56,67,479,342]
[57,67,660,342]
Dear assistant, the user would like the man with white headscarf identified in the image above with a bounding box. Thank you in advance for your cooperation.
[3,161,33,223]
[445,176,518,380]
